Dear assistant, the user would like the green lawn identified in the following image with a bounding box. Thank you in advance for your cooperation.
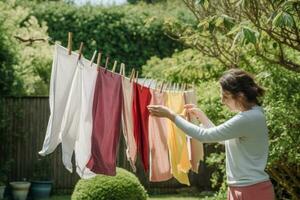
[50,193,215,200]
[148,194,214,200]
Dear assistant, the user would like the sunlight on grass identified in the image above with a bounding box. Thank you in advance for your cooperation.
[148,194,215,200]
[51,196,70,200]
[50,193,215,200]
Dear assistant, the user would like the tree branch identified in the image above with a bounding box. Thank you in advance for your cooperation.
[14,36,47,45]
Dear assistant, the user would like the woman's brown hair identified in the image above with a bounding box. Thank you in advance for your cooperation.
[219,69,265,106]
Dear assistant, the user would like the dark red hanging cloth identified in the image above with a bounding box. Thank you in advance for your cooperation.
[86,68,123,176]
[132,82,152,172]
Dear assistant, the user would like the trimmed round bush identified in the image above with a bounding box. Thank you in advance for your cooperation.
[71,168,148,200]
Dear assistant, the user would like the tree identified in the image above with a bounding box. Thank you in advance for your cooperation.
[146,0,300,198]
[0,0,53,96]
[164,0,300,72]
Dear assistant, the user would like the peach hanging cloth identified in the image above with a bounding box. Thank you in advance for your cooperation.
[148,89,172,182]
[121,77,137,172]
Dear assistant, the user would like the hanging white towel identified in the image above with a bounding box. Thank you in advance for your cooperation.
[39,44,78,156]
[59,57,98,178]
[59,62,83,172]
[75,60,98,179]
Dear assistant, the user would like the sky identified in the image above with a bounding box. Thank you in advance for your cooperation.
[74,0,127,6]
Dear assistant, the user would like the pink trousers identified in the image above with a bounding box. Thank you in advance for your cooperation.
[227,180,275,200]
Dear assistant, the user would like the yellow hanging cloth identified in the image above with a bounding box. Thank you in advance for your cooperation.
[165,91,191,185]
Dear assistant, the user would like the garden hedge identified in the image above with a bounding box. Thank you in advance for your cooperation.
[32,2,183,73]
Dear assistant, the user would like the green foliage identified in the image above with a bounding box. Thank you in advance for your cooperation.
[0,4,20,96]
[257,68,300,165]
[165,0,300,72]
[0,0,53,96]
[31,1,183,73]
[71,168,148,200]
[1,0,189,95]
[205,152,227,199]
[142,49,226,84]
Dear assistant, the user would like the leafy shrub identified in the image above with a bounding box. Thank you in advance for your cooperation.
[71,168,148,200]
[142,49,226,84]
[0,2,19,96]
[32,2,184,73]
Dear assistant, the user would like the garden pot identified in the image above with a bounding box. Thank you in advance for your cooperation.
[30,180,53,199]
[0,185,5,200]
[10,181,31,200]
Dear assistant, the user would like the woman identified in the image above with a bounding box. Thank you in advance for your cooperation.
[147,69,275,200]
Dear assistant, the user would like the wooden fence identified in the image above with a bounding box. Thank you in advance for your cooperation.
[0,97,213,194]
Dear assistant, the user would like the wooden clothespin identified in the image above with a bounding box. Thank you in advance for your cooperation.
[78,42,84,60]
[112,60,117,73]
[104,56,110,72]
[122,63,125,76]
[135,71,139,83]
[179,83,183,91]
[172,83,176,91]
[163,81,169,90]
[119,63,125,75]
[129,68,135,82]
[168,82,172,90]
[67,32,72,55]
[157,81,162,91]
[119,63,125,76]
[176,83,180,91]
[164,82,169,91]
[90,50,97,66]
[160,81,165,93]
[142,76,148,87]
[148,79,154,88]
[154,80,159,90]
[96,52,102,71]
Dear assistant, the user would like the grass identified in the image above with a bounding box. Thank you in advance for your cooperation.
[148,194,215,200]
[50,193,215,200]
[51,196,70,200]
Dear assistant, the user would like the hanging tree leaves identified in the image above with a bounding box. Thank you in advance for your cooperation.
[164,0,300,72]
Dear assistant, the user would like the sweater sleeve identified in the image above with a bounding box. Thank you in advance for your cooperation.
[174,113,248,142]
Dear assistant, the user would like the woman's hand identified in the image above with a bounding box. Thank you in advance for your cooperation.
[184,104,206,122]
[147,105,176,121]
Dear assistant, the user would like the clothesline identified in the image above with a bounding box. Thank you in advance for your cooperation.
[65,32,195,92]
[38,37,204,186]
[24,31,196,91]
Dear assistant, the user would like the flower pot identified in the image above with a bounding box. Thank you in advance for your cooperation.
[0,185,5,200]
[10,181,31,200]
[30,180,53,199]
